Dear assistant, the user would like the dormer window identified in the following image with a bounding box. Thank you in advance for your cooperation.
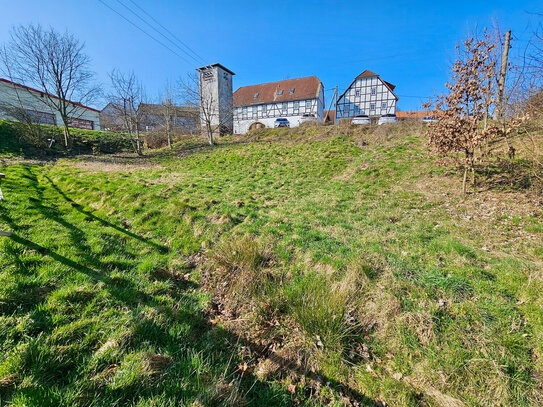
[277,90,283,95]
[254,93,259,98]
[289,88,295,94]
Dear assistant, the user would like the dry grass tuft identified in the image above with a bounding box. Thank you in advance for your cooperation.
[209,235,275,303]
[141,353,174,377]
[0,374,17,388]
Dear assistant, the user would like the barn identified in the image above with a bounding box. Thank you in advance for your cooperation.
[0,78,101,130]
[233,76,324,134]
[336,70,398,121]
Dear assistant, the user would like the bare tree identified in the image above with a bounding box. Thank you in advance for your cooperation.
[0,24,99,147]
[159,83,177,149]
[178,72,232,146]
[108,69,145,155]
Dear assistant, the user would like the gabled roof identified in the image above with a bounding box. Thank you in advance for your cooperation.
[233,76,322,107]
[0,78,100,112]
[338,70,398,102]
[138,103,199,117]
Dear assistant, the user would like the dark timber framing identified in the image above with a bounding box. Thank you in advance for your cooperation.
[336,70,398,120]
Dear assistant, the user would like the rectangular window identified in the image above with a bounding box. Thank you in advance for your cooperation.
[355,90,360,97]
[282,104,287,114]
[305,101,311,110]
[293,101,299,113]
[381,102,387,109]
[277,90,283,95]
[68,117,94,130]
[26,110,56,126]
[289,88,295,94]
[242,107,247,119]
[252,106,257,118]
[262,105,267,114]
[371,88,376,95]
[370,103,375,111]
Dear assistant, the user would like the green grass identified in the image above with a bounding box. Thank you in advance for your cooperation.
[0,123,542,406]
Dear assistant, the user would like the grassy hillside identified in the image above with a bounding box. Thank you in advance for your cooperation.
[0,123,542,406]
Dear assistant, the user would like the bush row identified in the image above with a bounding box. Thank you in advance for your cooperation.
[0,119,134,155]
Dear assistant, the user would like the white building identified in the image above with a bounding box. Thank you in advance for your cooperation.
[0,78,100,130]
[336,70,398,120]
[233,76,324,134]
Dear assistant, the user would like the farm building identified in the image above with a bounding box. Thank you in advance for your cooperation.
[0,78,101,130]
[233,76,324,134]
[323,109,336,125]
[138,103,199,133]
[336,70,398,121]
[101,102,200,133]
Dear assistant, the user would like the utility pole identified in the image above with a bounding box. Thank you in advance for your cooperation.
[324,86,338,124]
[494,30,512,121]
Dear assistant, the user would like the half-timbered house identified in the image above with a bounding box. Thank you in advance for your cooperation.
[233,76,324,134]
[336,70,398,121]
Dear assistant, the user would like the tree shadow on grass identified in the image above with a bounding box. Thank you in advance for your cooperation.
[0,167,380,406]
[39,172,168,254]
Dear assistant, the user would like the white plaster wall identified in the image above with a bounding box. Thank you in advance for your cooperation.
[233,96,323,134]
[0,81,101,129]
[337,76,397,119]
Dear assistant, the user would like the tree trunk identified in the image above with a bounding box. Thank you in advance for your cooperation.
[207,123,214,146]
[167,116,172,149]
[62,122,70,148]
[135,128,142,155]
[462,165,468,196]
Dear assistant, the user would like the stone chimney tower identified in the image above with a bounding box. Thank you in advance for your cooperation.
[196,63,235,136]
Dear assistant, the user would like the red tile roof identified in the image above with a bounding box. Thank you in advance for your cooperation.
[233,76,322,107]
[396,110,429,119]
[323,109,336,123]
[0,78,100,112]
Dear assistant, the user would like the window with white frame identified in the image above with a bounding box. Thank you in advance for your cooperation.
[381,102,387,109]
[355,90,360,97]
[262,104,267,115]
[252,106,257,118]
[293,101,299,113]
[370,103,375,110]
[242,107,247,119]
[305,100,311,110]
[371,88,376,95]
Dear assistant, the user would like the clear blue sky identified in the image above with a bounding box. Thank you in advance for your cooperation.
[1,0,541,110]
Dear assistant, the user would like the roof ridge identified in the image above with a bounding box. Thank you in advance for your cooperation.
[234,75,320,91]
[0,78,100,112]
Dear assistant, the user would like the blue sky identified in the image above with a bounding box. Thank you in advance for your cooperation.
[1,0,541,110]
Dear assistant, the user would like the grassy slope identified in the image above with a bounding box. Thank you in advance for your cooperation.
[0,124,542,406]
